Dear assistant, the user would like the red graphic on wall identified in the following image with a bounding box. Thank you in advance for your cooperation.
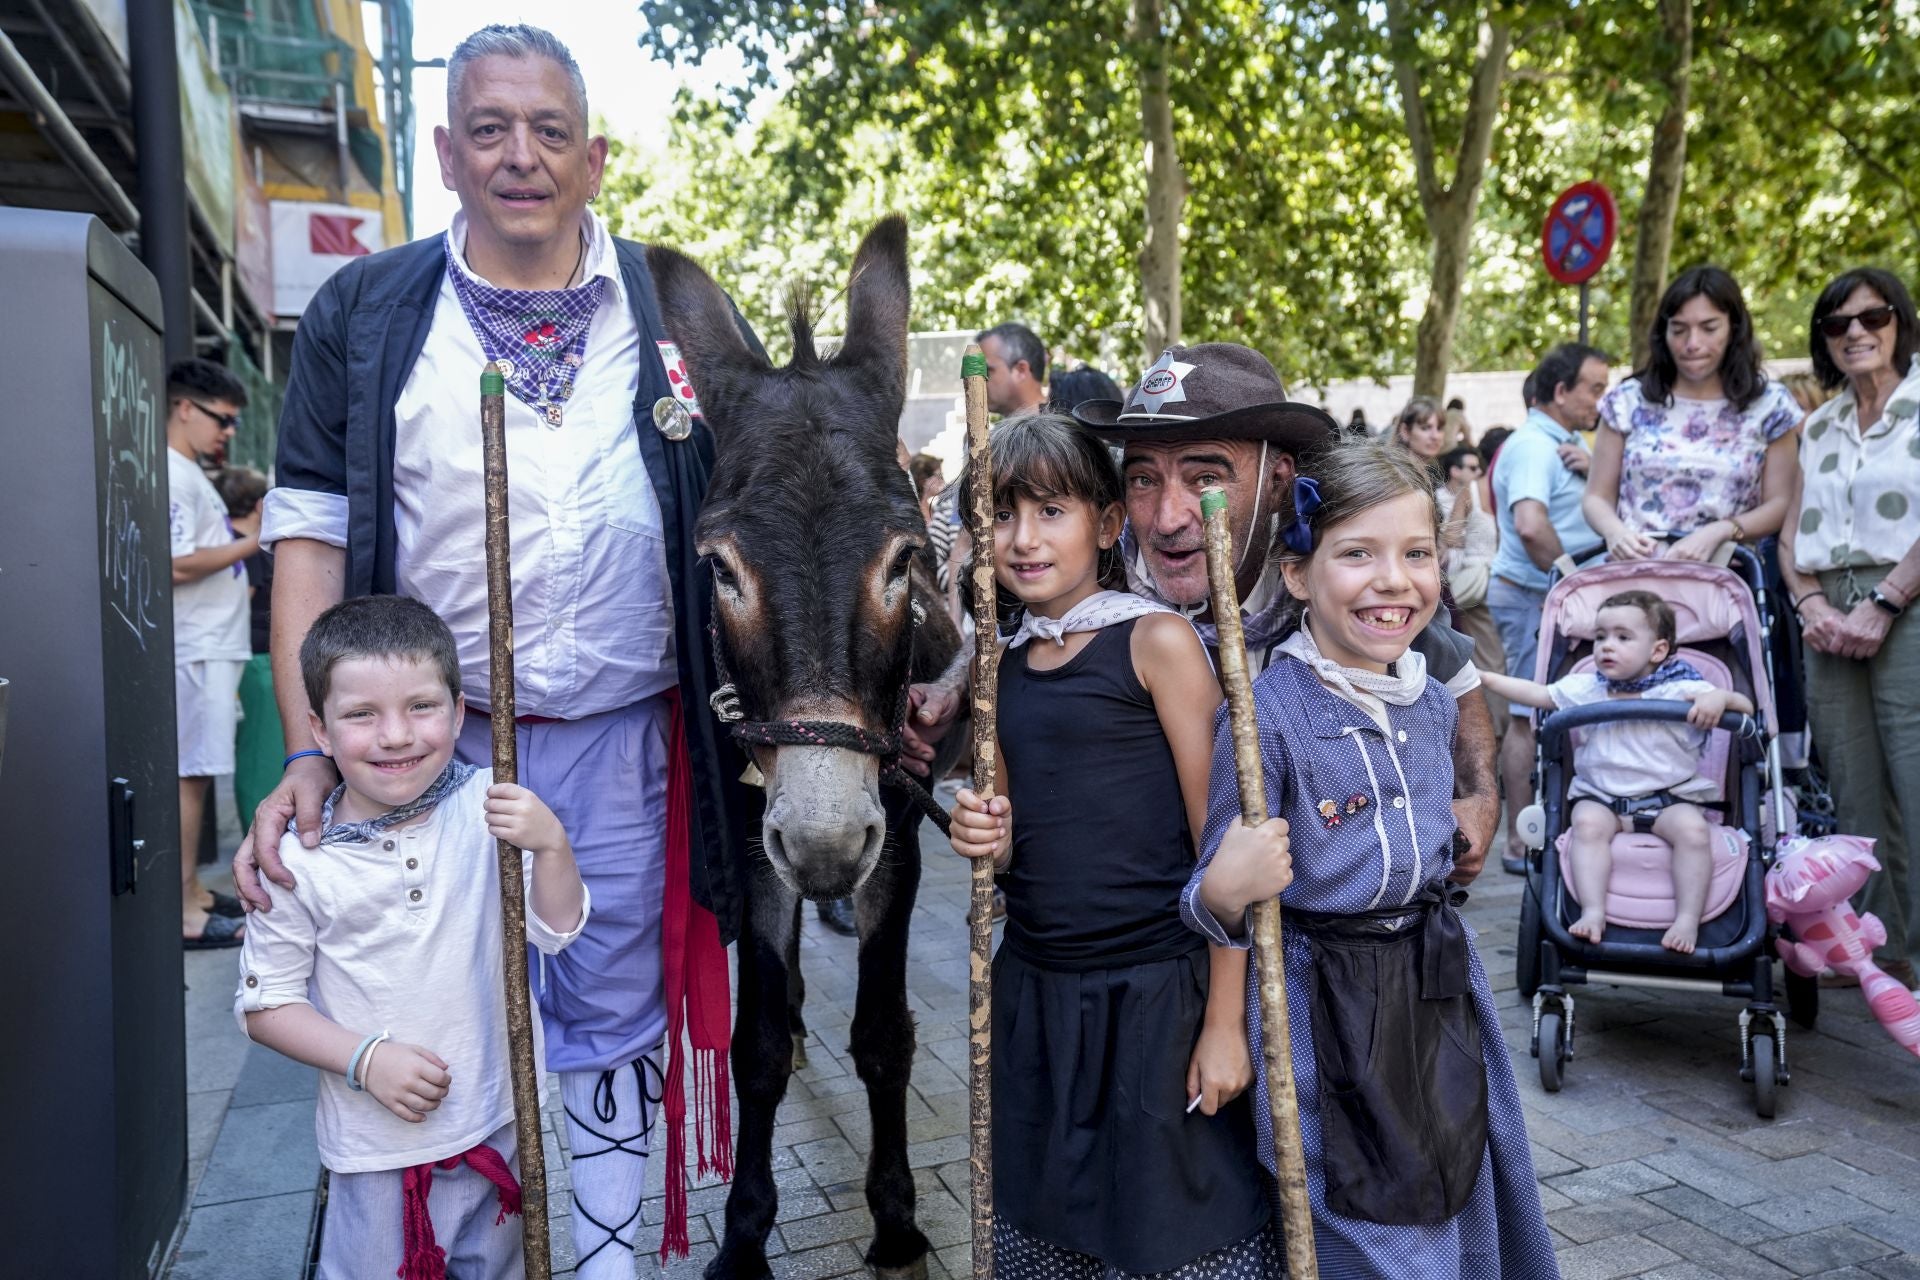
[309,213,371,257]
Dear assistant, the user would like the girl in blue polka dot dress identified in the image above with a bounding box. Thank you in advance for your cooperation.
[1184,439,1560,1278]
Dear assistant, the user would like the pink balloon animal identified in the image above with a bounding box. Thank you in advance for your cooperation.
[1767,834,1920,1059]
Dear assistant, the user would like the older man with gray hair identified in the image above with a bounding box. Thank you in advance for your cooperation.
[233,24,758,1274]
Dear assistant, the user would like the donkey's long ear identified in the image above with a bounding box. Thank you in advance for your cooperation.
[646,243,767,433]
[832,215,910,405]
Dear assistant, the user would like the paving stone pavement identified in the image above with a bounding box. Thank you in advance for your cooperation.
[170,802,1920,1278]
[584,820,1919,1280]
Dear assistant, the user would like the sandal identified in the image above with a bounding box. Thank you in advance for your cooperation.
[184,913,245,951]
[209,890,245,919]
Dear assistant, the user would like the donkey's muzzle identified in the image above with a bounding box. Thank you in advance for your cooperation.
[761,746,887,899]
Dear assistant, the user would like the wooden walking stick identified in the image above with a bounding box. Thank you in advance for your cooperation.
[959,343,999,1280]
[1200,485,1318,1278]
[480,362,553,1280]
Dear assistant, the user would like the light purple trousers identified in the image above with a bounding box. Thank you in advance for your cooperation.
[457,694,671,1073]
[319,1122,522,1280]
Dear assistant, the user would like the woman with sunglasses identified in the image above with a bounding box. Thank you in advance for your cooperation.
[1583,265,1803,564]
[1781,266,1920,992]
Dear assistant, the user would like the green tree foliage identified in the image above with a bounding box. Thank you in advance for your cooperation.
[622,1,1918,389]
[629,1,1419,382]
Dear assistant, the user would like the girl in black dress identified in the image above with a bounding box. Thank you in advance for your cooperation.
[948,414,1294,1278]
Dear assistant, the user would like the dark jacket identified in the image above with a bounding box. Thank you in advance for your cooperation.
[274,233,755,943]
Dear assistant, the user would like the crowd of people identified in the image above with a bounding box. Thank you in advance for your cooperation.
[149,18,1920,1279]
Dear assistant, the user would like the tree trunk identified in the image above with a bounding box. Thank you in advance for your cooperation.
[1415,201,1474,401]
[1134,0,1184,359]
[1387,2,1511,398]
[1628,0,1694,368]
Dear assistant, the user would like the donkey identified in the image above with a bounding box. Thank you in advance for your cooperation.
[647,216,962,1280]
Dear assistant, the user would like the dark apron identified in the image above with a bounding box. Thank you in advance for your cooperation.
[1292,878,1488,1226]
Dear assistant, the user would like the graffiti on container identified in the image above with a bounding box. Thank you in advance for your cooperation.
[99,319,161,650]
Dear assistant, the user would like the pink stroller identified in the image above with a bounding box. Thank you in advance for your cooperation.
[1512,548,1807,1117]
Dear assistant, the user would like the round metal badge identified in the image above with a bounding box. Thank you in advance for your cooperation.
[653,396,693,441]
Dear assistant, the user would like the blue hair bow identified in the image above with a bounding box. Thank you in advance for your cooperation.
[1280,475,1322,554]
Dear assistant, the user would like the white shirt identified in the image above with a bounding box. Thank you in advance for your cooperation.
[260,209,677,719]
[1547,672,1719,803]
[168,448,250,663]
[1792,356,1920,573]
[234,768,589,1173]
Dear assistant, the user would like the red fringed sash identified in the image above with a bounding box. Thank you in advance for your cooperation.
[398,1142,522,1280]
[659,688,734,1259]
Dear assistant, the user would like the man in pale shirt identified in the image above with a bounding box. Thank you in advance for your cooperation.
[1489,341,1609,873]
[234,24,758,1272]
[976,320,1050,418]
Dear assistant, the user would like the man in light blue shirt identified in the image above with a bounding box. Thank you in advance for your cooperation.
[1489,342,1609,871]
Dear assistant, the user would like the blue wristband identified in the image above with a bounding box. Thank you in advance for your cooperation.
[284,749,328,769]
[344,1031,389,1093]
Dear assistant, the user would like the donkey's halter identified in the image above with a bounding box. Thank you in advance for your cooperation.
[707,581,952,836]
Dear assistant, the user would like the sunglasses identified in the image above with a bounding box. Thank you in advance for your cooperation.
[1818,305,1897,340]
[185,400,240,432]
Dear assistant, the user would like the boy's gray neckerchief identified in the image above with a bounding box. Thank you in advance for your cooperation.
[314,760,479,845]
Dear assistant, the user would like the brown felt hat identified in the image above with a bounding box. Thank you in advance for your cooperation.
[1072,343,1339,457]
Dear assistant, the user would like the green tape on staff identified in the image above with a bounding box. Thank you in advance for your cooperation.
[481,369,506,396]
[960,353,988,380]
[1201,486,1228,519]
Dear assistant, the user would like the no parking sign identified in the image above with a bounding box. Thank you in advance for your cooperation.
[1541,181,1617,285]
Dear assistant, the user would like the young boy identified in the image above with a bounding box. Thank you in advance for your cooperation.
[167,357,254,949]
[1479,589,1752,953]
[235,595,588,1279]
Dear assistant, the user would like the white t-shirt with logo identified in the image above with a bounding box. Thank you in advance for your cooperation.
[168,448,250,664]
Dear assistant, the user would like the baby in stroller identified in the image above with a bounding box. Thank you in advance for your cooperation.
[1480,589,1753,953]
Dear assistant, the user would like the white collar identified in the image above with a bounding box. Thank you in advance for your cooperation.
[445,208,621,296]
[1279,616,1429,708]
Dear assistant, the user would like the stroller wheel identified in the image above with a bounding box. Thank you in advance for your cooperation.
[1751,1033,1778,1118]
[1538,1011,1566,1093]
[1517,885,1543,999]
[1785,968,1819,1030]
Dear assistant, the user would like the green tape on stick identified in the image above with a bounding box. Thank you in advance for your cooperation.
[1201,487,1228,520]
[960,353,988,380]
[481,369,506,396]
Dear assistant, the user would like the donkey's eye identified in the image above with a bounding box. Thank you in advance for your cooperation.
[889,546,916,579]
[711,560,738,590]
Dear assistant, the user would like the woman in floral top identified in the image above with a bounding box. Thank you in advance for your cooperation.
[1780,267,1920,991]
[1585,266,1803,562]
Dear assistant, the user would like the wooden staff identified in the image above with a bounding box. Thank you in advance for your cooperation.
[1200,485,1318,1278]
[959,343,998,1280]
[480,362,552,1279]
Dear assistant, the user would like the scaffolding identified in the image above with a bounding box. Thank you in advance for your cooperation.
[191,0,411,239]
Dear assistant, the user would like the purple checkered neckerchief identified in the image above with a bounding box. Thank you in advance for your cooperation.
[443,232,606,426]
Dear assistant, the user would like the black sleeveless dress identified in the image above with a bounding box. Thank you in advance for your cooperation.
[993,619,1269,1271]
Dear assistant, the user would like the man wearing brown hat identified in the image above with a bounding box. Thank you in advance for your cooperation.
[908,343,1498,880]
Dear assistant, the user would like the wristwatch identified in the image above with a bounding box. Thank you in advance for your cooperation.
[1870,588,1906,617]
